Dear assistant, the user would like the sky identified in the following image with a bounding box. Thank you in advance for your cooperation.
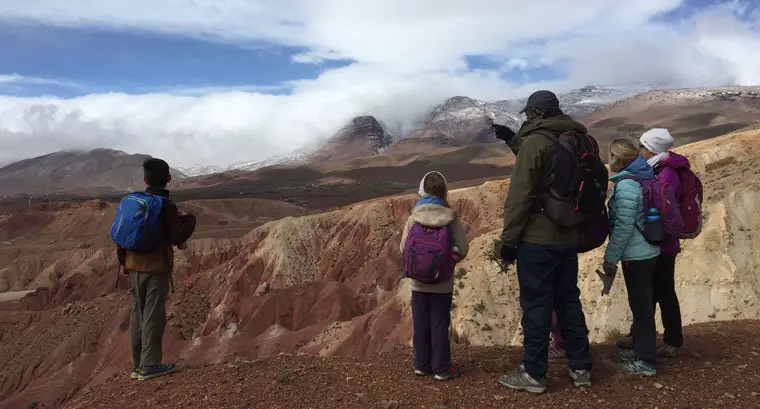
[0,0,759,168]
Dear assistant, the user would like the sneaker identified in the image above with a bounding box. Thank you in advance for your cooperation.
[621,360,657,377]
[138,364,177,381]
[616,335,634,350]
[548,342,566,361]
[568,368,592,388]
[497,365,547,394]
[433,366,461,381]
[130,367,140,380]
[657,344,683,358]
[414,368,431,377]
[613,349,636,363]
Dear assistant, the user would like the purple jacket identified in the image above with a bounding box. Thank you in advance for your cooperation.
[654,152,691,255]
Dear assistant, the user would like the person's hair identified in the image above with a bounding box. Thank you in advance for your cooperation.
[609,138,640,171]
[423,172,447,200]
[525,106,564,121]
[143,158,171,187]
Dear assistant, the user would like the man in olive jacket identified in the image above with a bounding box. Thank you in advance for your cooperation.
[495,91,593,394]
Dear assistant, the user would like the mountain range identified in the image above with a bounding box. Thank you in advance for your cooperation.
[2,85,759,197]
[178,85,647,175]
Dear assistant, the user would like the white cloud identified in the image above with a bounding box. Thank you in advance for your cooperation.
[0,1,759,167]
[0,73,79,88]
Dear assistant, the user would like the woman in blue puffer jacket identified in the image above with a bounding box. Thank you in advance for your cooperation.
[603,138,660,377]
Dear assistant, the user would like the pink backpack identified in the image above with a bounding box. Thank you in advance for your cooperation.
[620,176,683,244]
[675,168,704,239]
[403,223,456,284]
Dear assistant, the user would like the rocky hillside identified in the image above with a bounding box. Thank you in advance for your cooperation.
[586,86,760,146]
[309,116,393,161]
[2,126,760,407]
[0,149,187,197]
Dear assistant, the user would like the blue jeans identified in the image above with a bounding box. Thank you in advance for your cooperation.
[516,242,592,379]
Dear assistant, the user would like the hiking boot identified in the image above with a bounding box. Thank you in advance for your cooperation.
[138,364,177,381]
[613,349,636,363]
[657,344,683,358]
[414,368,431,377]
[616,334,634,350]
[548,342,566,361]
[568,368,592,388]
[621,360,657,377]
[497,365,547,394]
[433,366,461,381]
[130,367,140,380]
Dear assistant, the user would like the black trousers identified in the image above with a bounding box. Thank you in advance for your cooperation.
[516,242,592,379]
[628,253,683,347]
[622,258,658,364]
[412,291,453,374]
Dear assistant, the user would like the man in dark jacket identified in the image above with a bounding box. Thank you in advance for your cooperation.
[118,158,196,381]
[494,91,593,394]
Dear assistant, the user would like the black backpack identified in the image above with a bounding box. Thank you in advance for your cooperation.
[535,130,610,253]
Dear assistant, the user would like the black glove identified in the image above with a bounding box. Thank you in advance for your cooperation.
[596,262,618,296]
[499,244,517,265]
[491,123,516,143]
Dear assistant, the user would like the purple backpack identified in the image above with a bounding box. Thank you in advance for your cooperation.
[403,223,456,284]
[621,176,684,244]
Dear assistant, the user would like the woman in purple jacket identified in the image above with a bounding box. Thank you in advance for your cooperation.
[617,128,686,358]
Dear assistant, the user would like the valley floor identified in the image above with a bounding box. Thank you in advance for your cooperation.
[62,320,760,409]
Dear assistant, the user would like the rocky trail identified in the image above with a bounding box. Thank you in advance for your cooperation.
[62,321,760,409]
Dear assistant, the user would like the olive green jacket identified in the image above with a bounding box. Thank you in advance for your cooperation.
[501,115,588,247]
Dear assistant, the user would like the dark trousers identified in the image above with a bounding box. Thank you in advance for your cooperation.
[130,272,170,368]
[653,254,683,346]
[628,254,683,347]
[516,243,591,379]
[622,258,658,364]
[412,291,453,374]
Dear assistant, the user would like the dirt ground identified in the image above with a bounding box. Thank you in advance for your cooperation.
[61,320,760,409]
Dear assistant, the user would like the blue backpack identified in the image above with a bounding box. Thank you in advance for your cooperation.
[111,192,164,252]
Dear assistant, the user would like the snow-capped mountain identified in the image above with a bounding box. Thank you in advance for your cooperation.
[387,85,648,154]
[180,86,648,174]
[177,152,307,177]
[308,115,393,161]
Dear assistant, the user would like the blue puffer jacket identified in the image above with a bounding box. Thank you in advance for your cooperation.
[604,155,661,264]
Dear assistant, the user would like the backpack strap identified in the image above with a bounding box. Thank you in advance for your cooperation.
[526,130,559,213]
[617,175,643,184]
[532,129,560,145]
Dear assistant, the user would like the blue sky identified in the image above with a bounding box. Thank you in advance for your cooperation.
[0,0,757,167]
[0,21,571,97]
[0,0,752,98]
[0,21,353,97]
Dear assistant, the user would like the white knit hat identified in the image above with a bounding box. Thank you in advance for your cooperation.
[639,128,675,154]
[418,171,447,196]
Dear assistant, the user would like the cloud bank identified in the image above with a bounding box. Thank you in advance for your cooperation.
[0,0,758,166]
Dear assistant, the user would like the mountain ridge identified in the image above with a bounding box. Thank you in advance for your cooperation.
[0,148,187,197]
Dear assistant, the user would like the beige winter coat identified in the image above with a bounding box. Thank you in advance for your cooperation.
[399,204,469,293]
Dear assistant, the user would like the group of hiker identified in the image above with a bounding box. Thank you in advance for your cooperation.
[402,90,703,393]
[111,89,703,391]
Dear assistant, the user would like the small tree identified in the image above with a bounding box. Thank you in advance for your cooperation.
[487,237,512,274]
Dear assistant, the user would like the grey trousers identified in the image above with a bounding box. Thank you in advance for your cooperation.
[130,272,170,368]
